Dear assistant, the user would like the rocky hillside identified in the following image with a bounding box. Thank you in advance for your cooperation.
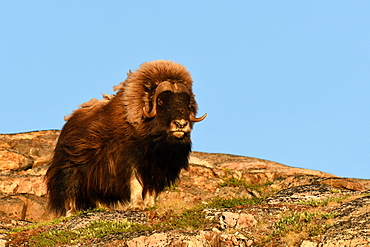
[0,130,369,246]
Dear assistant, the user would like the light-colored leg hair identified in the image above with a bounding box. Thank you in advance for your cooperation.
[143,190,156,207]
[65,201,76,217]
[129,174,144,210]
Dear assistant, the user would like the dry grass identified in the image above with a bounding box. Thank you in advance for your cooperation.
[155,196,193,216]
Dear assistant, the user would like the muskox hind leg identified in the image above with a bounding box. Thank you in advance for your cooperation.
[65,201,77,217]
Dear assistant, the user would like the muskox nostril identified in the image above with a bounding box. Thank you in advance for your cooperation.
[174,121,182,128]
[174,120,188,129]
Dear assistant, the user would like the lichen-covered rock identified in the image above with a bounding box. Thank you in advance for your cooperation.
[321,196,370,246]
[0,175,46,196]
[0,148,33,171]
[0,194,48,222]
[0,130,58,170]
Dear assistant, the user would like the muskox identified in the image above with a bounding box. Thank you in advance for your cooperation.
[46,60,206,216]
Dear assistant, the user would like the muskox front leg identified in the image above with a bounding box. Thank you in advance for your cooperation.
[129,175,145,210]
[143,190,156,207]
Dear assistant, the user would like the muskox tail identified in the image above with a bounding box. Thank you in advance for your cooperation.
[45,164,71,216]
[45,162,97,216]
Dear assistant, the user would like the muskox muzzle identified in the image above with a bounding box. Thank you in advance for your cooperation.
[170,119,191,138]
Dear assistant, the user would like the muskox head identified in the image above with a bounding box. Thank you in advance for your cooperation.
[142,81,207,140]
[111,60,206,142]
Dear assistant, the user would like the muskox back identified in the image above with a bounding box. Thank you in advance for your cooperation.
[46,60,206,216]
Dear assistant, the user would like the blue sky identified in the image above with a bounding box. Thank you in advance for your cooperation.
[1,1,369,179]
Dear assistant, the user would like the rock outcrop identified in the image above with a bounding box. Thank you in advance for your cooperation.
[0,130,369,246]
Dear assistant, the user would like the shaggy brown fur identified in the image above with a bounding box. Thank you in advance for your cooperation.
[45,60,205,216]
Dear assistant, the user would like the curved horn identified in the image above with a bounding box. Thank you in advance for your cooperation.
[174,83,190,94]
[143,81,185,118]
[143,105,157,118]
[143,92,157,118]
[190,113,207,122]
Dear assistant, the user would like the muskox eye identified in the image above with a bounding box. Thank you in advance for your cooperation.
[158,99,164,106]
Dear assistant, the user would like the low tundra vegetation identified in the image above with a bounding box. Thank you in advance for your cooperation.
[263,210,339,246]
[220,177,273,191]
[295,195,351,207]
[219,177,275,197]
[272,211,338,236]
[29,220,150,247]
[7,197,263,246]
[204,196,264,209]
[4,196,343,247]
